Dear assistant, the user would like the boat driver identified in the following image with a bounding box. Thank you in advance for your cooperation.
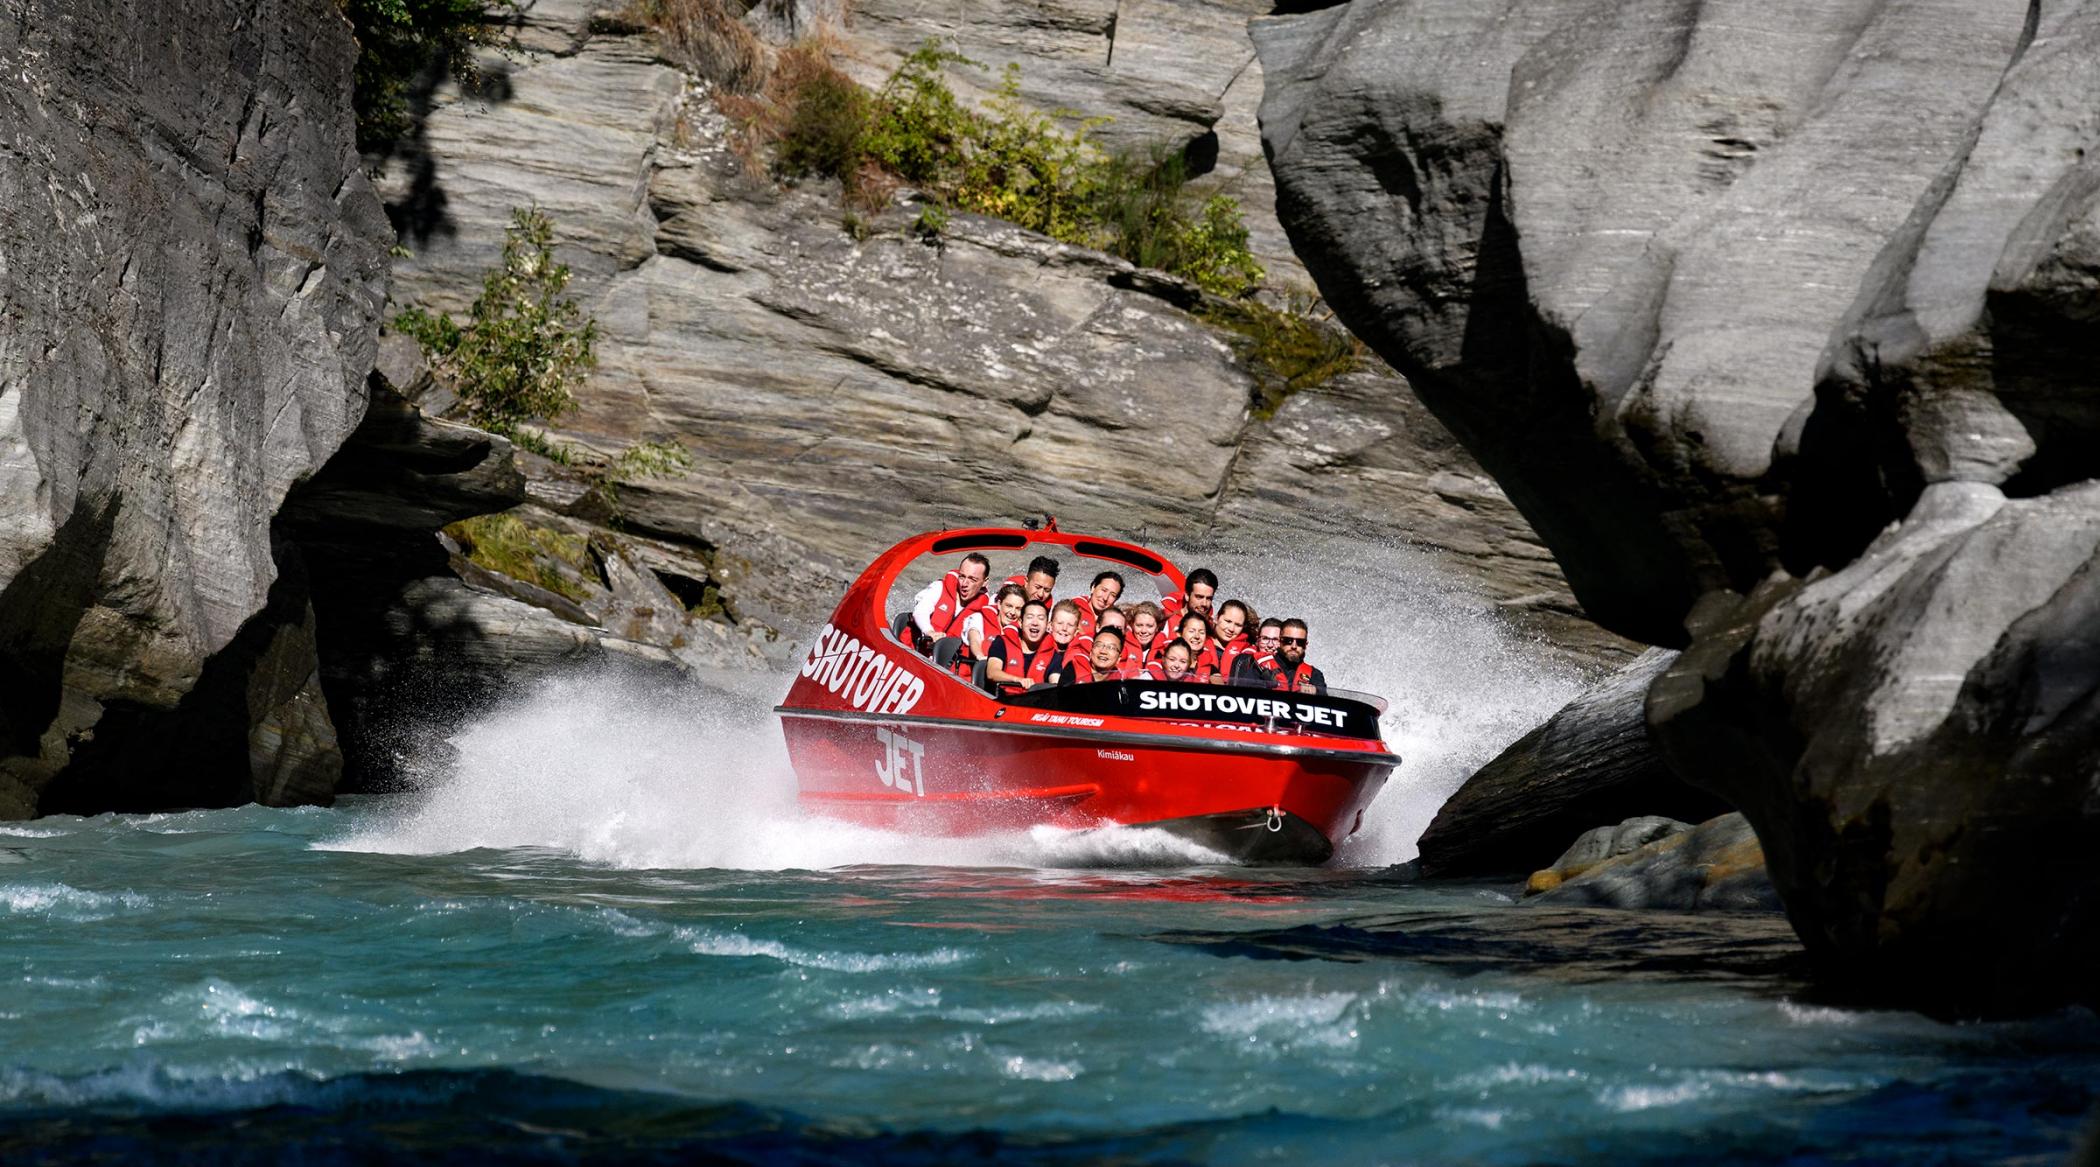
[1271,619,1328,695]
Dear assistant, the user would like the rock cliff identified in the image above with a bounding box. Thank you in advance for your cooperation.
[0,0,390,815]
[372,0,1627,664]
[1257,0,2100,1013]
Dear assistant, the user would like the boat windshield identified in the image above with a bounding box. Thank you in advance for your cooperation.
[882,534,1182,619]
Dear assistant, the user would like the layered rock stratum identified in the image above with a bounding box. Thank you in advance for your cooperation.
[0,0,389,814]
[371,0,1627,663]
[1257,0,2100,1013]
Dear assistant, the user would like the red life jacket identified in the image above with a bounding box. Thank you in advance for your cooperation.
[952,610,1006,677]
[1271,662,1317,692]
[1121,634,1152,670]
[1065,657,1098,684]
[1075,604,1098,638]
[1137,662,1166,681]
[1160,594,1185,632]
[1218,638,1255,680]
[925,570,991,638]
[995,634,1055,694]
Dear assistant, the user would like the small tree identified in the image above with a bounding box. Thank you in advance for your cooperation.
[396,208,598,435]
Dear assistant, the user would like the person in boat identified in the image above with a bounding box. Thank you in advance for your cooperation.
[1231,618,1284,687]
[1001,555,1061,607]
[1045,599,1086,683]
[1124,601,1165,669]
[1173,610,1220,681]
[1154,638,1195,682]
[1076,571,1124,636]
[1059,626,1125,685]
[1212,600,1254,680]
[957,583,1027,676]
[909,552,992,651]
[1159,567,1217,633]
[985,599,1054,693]
[1271,618,1327,695]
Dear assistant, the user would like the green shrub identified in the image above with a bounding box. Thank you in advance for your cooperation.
[778,64,875,188]
[609,438,694,482]
[1200,290,1366,418]
[342,0,514,152]
[862,45,980,186]
[591,438,694,522]
[759,42,1265,295]
[395,207,598,436]
[445,512,593,603]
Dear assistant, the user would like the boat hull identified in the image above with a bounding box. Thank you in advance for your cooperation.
[780,709,1395,864]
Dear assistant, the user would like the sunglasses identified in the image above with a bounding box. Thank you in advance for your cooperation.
[1280,636,1307,646]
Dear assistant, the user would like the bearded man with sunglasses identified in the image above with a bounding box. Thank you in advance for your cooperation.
[1270,619,1327,695]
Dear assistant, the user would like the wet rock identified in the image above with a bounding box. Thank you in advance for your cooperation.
[1527,814,1777,913]
[1415,649,1727,876]
[0,0,389,815]
[1651,482,2100,1014]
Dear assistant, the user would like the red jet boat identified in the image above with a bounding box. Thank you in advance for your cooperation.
[775,528,1401,864]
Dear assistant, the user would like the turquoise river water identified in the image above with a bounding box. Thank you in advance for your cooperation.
[5,555,2097,1164]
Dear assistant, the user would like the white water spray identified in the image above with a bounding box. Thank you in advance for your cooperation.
[335,536,1585,870]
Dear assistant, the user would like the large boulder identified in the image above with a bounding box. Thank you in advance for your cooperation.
[1252,0,2098,645]
[0,0,389,815]
[1415,648,1727,875]
[1650,482,2100,1015]
[1256,0,2100,1012]
[1526,813,1779,913]
[279,378,695,788]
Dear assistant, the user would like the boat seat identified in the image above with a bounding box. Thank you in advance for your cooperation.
[972,658,993,695]
[890,610,916,639]
[931,637,963,668]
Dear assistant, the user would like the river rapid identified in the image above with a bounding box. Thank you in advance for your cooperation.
[5,548,2096,1163]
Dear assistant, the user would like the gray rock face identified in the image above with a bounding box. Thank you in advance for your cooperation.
[1651,481,2100,1014]
[1253,0,2100,645]
[1415,648,1726,875]
[1528,813,1778,914]
[840,0,1304,287]
[0,0,389,814]
[281,379,696,787]
[1258,0,2100,1012]
[373,11,1633,665]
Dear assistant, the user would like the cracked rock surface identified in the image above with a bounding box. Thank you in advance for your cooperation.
[0,0,389,815]
[1258,0,2100,1013]
[373,2,1627,663]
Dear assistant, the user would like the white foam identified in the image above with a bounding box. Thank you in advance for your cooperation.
[1780,1000,1863,1026]
[330,534,1582,871]
[676,926,971,972]
[1597,1080,1711,1111]
[1199,991,1361,1050]
[1450,1061,1586,1089]
[997,1054,1081,1081]
[0,882,150,920]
